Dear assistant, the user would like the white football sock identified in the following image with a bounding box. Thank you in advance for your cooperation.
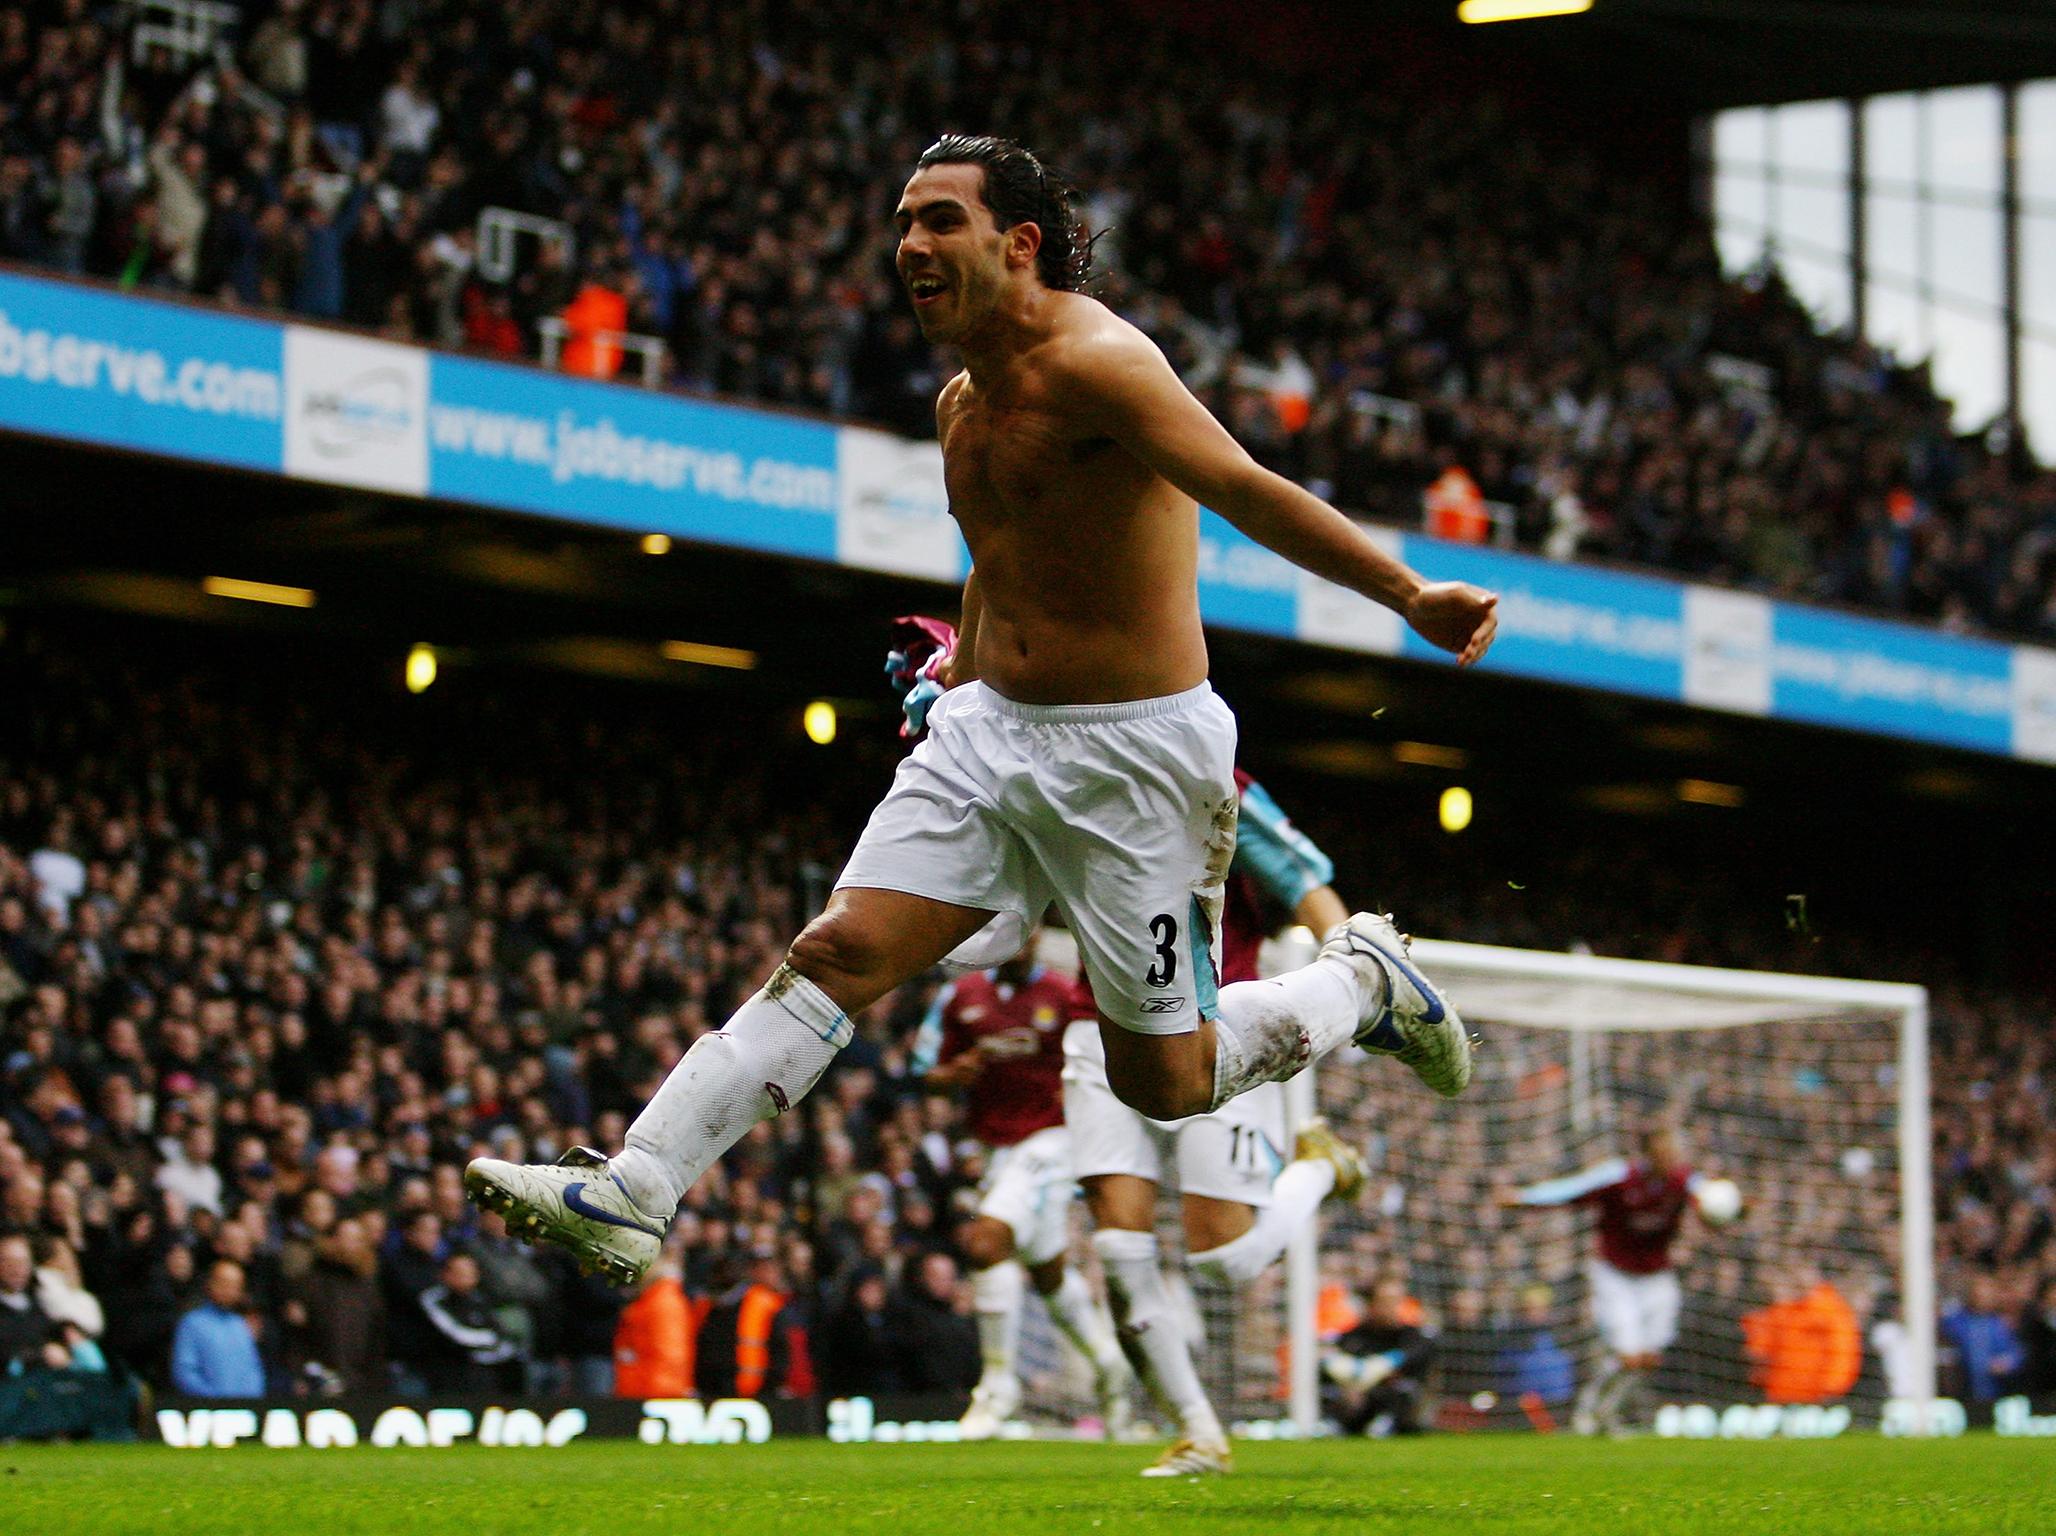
[613,963,852,1214]
[972,1259,1026,1393]
[1093,1227,1223,1447]
[1042,1265,1126,1383]
[1186,1158,1336,1285]
[1209,962,1369,1109]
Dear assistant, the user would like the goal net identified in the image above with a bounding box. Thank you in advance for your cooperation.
[1005,937,1930,1438]
[1285,939,1933,1436]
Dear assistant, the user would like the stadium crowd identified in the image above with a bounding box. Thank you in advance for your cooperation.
[0,0,2052,643]
[2,626,2053,1419]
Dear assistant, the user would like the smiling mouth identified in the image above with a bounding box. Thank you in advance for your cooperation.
[907,275,948,304]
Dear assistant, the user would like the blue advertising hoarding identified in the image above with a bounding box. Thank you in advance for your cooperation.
[0,267,2048,765]
[426,354,840,561]
[0,269,281,472]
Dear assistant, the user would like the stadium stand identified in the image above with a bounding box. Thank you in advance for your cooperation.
[0,0,2050,641]
[0,622,2048,1410]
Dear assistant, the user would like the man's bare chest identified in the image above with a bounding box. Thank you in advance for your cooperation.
[942,398,1117,521]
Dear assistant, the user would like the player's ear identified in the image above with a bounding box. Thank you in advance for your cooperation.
[1006,220,1042,272]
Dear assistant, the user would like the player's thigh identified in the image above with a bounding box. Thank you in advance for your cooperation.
[788,886,995,1008]
[1023,697,1238,1041]
[1638,1271,1682,1354]
[1096,1013,1216,1121]
[1588,1262,1644,1356]
[832,706,1048,981]
[1080,1173,1159,1232]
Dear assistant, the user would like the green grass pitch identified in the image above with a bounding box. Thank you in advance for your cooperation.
[5,1435,2052,1535]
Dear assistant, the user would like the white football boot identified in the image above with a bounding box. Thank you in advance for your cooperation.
[1139,1437,1233,1478]
[1321,913,1473,1097]
[956,1373,1022,1441]
[464,1147,666,1287]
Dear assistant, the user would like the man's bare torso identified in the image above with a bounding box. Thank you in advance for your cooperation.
[939,293,1210,706]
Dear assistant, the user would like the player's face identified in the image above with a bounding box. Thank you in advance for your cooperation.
[895,164,1012,342]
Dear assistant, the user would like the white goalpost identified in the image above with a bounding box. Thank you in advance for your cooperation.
[1284,940,1933,1437]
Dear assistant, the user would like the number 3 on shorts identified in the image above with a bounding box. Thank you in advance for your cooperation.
[1146,913,1178,988]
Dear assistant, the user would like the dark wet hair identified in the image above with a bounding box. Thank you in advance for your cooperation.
[914,134,1095,291]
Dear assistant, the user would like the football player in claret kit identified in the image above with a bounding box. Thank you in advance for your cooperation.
[911,932,1133,1438]
[1503,1122,1740,1434]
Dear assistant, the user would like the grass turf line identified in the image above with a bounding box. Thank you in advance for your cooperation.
[4,1434,2053,1536]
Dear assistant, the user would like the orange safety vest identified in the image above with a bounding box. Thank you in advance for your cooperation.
[560,282,629,380]
[612,1275,692,1399]
[1426,466,1491,544]
[734,1283,786,1399]
[1743,1283,1860,1404]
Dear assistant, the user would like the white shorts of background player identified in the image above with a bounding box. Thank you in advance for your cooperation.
[836,682,1238,1038]
[1588,1258,1682,1357]
[1060,1019,1286,1207]
[976,1125,1078,1267]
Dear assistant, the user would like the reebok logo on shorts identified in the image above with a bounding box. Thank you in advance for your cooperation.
[1140,997,1186,1014]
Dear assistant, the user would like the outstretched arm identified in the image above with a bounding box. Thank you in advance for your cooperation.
[1502,1158,1631,1208]
[1069,332,1498,665]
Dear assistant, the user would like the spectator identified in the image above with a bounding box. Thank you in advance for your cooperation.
[155,1122,224,1217]
[472,1212,552,1385]
[171,1261,265,1399]
[816,1266,907,1399]
[896,1251,980,1396]
[380,1210,445,1395]
[0,1232,54,1372]
[290,1216,385,1393]
[613,1245,693,1399]
[695,1248,796,1402]
[1743,1265,1862,1406]
[32,1237,103,1342]
[1323,1274,1438,1436]
[417,1251,521,1394]
[1495,1283,1576,1408]
[2017,1276,2056,1406]
[1941,1273,2025,1405]
[539,1253,624,1398]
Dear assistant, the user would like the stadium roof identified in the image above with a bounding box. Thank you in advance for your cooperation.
[1353,0,2056,110]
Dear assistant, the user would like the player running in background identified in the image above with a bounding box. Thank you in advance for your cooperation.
[1065,772,1367,1477]
[465,133,1493,1288]
[910,933,1133,1439]
[1503,1124,1733,1435]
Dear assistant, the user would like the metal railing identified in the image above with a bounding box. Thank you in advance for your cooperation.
[535,316,667,387]
[127,0,239,64]
[475,207,576,286]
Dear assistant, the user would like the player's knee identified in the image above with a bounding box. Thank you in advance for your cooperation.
[958,1217,1015,1271]
[1188,1238,1267,1287]
[1025,1257,1066,1296]
[785,910,888,999]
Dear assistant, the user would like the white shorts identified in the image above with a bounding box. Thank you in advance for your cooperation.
[977,1124,1076,1266]
[836,681,1239,1037]
[1060,1019,1286,1207]
[1589,1259,1681,1357]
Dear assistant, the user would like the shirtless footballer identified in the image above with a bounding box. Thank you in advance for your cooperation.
[463,134,1499,1287]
